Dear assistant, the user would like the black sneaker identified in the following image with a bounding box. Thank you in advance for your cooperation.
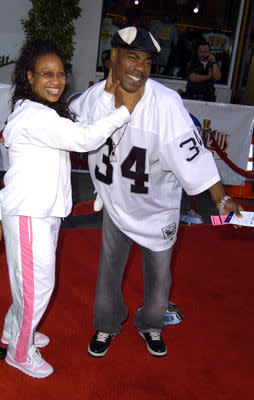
[88,331,114,358]
[138,331,167,357]
[0,345,7,360]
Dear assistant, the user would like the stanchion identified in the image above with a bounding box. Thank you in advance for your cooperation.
[225,136,254,199]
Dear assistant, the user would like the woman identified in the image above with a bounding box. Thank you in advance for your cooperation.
[0,39,134,378]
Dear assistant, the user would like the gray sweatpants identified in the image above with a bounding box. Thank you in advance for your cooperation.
[94,209,173,334]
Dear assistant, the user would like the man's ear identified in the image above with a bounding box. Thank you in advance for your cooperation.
[27,70,34,85]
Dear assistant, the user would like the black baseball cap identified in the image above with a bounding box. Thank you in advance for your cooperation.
[111,26,161,55]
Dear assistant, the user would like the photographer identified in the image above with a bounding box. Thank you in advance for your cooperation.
[185,41,221,102]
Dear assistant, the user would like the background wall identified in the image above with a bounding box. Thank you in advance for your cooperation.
[0,0,30,83]
[71,0,103,91]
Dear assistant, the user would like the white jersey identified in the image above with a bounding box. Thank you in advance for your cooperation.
[0,97,129,219]
[71,79,220,251]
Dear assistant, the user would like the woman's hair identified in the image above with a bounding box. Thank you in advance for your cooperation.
[11,39,76,121]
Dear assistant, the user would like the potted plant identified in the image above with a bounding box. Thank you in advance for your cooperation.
[0,56,15,69]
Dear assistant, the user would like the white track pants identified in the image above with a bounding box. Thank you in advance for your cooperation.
[2,215,61,362]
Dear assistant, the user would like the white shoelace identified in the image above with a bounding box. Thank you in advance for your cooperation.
[96,332,110,343]
[149,332,161,341]
[27,346,42,364]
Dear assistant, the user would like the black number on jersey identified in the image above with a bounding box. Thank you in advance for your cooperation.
[95,138,148,193]
[121,147,148,193]
[179,137,200,161]
[95,138,113,184]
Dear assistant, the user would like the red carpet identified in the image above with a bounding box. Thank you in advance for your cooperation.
[0,224,253,400]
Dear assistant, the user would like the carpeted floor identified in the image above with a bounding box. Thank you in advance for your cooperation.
[0,224,253,400]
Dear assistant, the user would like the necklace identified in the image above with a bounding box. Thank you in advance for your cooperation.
[109,124,128,162]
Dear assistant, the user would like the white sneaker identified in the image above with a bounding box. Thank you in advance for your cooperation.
[5,346,53,378]
[1,332,50,348]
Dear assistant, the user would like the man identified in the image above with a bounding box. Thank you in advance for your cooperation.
[70,27,241,358]
[185,41,222,102]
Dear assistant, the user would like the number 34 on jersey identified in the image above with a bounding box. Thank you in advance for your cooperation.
[94,130,204,194]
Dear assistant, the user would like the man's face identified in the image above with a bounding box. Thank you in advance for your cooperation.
[197,45,210,62]
[111,47,152,93]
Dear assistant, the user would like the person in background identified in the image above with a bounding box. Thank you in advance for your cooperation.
[185,41,222,102]
[203,26,231,79]
[0,38,138,378]
[70,27,242,359]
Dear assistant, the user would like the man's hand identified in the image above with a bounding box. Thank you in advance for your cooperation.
[207,54,222,81]
[208,53,216,63]
[209,182,243,229]
[216,197,243,229]
[219,197,243,217]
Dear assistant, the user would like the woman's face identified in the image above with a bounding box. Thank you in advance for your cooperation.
[27,53,66,103]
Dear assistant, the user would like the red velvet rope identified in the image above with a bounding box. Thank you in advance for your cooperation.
[210,132,254,180]
[71,200,95,216]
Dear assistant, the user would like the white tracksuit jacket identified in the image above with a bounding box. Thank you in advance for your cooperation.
[0,95,129,219]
